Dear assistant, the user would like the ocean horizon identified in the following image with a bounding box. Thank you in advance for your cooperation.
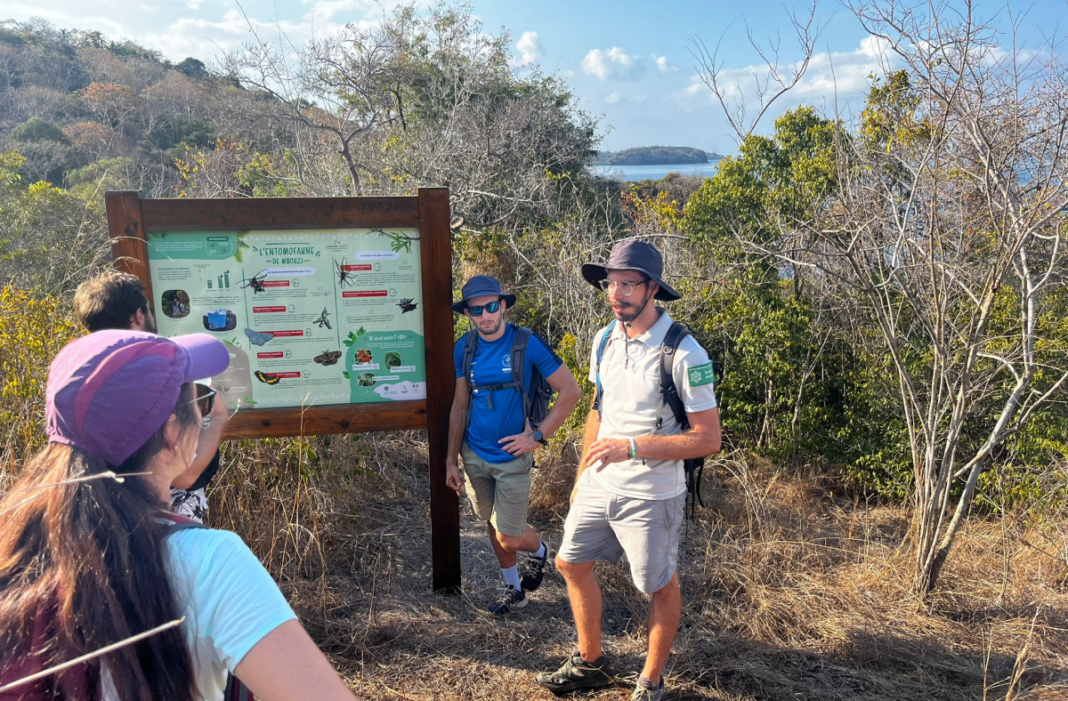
[589,158,722,181]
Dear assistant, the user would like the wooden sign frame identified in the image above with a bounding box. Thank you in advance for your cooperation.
[104,189,460,592]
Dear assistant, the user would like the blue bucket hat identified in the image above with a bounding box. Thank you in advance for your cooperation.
[451,275,517,314]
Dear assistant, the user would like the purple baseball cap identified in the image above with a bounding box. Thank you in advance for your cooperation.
[46,330,231,466]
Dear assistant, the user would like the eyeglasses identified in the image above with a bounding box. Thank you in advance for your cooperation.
[467,300,502,316]
[597,279,649,297]
[184,384,217,428]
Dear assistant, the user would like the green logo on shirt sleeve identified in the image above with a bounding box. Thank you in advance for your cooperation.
[688,362,716,387]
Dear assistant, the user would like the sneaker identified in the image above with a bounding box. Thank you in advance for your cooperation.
[519,541,550,592]
[535,650,615,695]
[487,585,527,615]
[630,677,665,701]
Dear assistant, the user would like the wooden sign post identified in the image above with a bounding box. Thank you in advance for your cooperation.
[104,189,460,592]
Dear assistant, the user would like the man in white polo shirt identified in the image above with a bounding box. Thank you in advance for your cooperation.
[537,239,721,701]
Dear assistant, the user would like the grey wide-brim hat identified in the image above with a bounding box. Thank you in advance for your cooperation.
[581,238,681,301]
[451,274,518,314]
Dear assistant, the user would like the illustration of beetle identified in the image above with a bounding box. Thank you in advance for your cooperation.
[239,270,269,293]
[397,298,418,313]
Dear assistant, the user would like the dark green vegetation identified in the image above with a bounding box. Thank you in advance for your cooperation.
[593,145,718,165]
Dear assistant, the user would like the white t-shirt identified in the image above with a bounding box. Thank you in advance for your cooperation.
[587,310,718,500]
[166,529,297,700]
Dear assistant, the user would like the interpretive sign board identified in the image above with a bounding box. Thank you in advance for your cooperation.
[104,189,460,592]
[146,228,427,410]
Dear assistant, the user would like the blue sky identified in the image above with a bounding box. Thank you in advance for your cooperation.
[4,0,1066,152]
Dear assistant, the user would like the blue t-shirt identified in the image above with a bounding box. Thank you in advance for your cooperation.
[454,324,562,463]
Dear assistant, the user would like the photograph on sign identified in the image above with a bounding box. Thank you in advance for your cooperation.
[147,227,426,409]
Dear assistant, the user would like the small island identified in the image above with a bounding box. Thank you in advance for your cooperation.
[593,146,721,166]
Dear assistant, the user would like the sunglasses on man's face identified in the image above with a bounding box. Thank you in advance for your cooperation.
[467,300,502,316]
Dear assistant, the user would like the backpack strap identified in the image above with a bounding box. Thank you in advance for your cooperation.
[512,326,532,425]
[658,321,691,432]
[658,322,709,517]
[593,321,616,417]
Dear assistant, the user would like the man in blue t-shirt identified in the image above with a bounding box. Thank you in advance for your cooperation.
[445,275,581,615]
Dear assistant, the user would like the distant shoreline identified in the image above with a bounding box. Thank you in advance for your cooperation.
[592,145,722,167]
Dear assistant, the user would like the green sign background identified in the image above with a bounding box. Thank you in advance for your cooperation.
[147,228,426,409]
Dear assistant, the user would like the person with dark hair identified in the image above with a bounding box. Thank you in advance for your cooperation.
[0,331,359,701]
[73,270,222,521]
[537,240,722,701]
[445,275,582,615]
[73,270,157,334]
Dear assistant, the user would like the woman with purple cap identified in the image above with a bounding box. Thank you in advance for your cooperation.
[0,331,357,700]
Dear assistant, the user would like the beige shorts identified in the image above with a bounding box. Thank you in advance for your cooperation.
[558,468,685,594]
[461,442,533,537]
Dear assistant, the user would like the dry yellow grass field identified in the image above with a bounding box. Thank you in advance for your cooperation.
[204,437,1068,701]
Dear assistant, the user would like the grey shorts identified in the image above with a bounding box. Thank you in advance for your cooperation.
[461,442,533,537]
[558,469,685,593]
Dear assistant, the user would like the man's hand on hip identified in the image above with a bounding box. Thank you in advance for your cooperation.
[585,437,630,471]
[499,423,538,456]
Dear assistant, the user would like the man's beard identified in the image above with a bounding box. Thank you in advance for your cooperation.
[144,314,158,334]
[476,316,503,337]
[611,291,652,323]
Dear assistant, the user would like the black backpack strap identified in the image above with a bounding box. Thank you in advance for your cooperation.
[512,326,532,425]
[658,321,691,431]
[659,322,708,517]
[462,330,479,425]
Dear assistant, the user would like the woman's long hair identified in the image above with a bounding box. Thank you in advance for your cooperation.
[0,383,200,700]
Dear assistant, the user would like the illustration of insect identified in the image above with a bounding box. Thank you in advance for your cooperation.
[335,258,356,288]
[313,350,342,366]
[254,370,280,385]
[315,308,332,329]
[239,270,269,293]
[397,298,418,313]
[244,328,275,346]
[356,349,373,364]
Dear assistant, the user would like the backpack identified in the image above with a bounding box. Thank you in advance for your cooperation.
[461,323,557,432]
[0,515,256,701]
[594,320,717,518]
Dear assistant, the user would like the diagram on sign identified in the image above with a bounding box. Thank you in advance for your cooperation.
[146,228,426,409]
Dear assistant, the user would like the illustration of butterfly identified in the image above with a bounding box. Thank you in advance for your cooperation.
[313,350,343,366]
[255,370,280,385]
[397,298,418,313]
[244,328,275,346]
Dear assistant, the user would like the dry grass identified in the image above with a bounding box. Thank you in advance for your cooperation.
[201,440,1068,701]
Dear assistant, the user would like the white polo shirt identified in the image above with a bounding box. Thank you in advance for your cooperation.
[587,309,718,500]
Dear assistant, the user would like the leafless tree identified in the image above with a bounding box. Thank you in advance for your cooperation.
[691,0,824,142]
[715,1,1068,592]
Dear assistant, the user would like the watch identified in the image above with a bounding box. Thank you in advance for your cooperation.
[532,429,548,446]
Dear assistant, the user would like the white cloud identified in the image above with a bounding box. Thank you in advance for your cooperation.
[582,46,644,81]
[605,92,623,104]
[652,54,677,73]
[672,35,904,112]
[514,31,542,67]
